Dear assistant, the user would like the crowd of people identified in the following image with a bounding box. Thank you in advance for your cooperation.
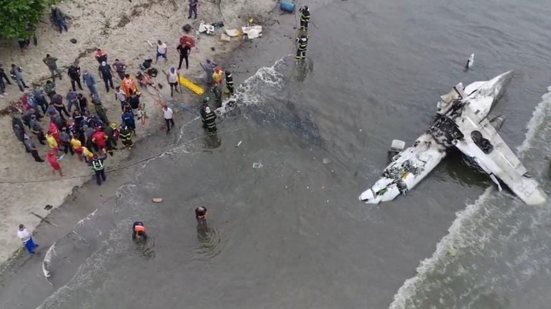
[12,0,313,256]
[8,19,243,192]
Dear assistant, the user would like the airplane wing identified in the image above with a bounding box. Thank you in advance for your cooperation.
[452,107,547,205]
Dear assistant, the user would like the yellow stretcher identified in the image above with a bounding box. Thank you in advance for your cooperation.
[178,75,204,96]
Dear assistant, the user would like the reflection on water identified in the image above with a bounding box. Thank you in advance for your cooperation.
[202,132,222,149]
[134,237,155,260]
[195,224,223,260]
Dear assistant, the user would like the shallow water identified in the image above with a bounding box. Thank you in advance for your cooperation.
[2,0,551,308]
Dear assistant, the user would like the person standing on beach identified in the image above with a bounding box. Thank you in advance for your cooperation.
[70,135,83,161]
[43,54,62,81]
[23,136,44,162]
[82,70,99,99]
[43,80,56,98]
[296,33,308,61]
[59,127,74,155]
[95,49,108,64]
[93,97,110,125]
[67,63,83,91]
[92,127,107,153]
[45,132,59,152]
[115,86,127,110]
[66,88,79,113]
[166,66,180,97]
[212,67,223,107]
[98,61,114,92]
[12,118,26,143]
[162,105,175,134]
[47,151,63,176]
[104,123,118,156]
[0,63,13,88]
[77,93,89,114]
[178,27,195,69]
[119,125,133,149]
[121,109,136,134]
[156,40,168,64]
[50,6,68,33]
[121,74,138,97]
[90,153,107,185]
[225,71,234,95]
[188,0,198,19]
[17,224,37,254]
[201,59,215,86]
[112,59,126,80]
[299,5,310,32]
[51,92,70,118]
[29,115,46,145]
[176,42,190,70]
[0,71,6,96]
[9,64,29,92]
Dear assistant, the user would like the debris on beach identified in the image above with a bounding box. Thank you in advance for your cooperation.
[198,21,225,36]
[225,29,240,37]
[220,33,231,42]
[242,25,262,40]
[152,197,163,203]
[252,162,263,169]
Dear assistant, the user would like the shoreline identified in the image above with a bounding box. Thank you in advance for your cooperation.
[0,0,280,268]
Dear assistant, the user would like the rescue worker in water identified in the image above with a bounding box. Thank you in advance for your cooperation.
[195,206,207,224]
[296,33,308,61]
[132,221,147,240]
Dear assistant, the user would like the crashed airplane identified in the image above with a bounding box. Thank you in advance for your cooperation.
[359,71,547,205]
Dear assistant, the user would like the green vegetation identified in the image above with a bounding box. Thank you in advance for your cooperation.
[0,0,57,39]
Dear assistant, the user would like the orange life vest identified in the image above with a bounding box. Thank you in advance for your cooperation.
[134,225,145,233]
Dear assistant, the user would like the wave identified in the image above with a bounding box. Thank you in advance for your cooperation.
[216,57,288,115]
[389,86,551,308]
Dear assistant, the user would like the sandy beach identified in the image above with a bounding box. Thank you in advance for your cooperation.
[0,0,278,266]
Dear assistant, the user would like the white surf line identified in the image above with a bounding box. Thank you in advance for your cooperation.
[517,85,551,155]
[389,86,551,309]
[41,208,99,280]
[176,57,286,145]
[42,242,56,280]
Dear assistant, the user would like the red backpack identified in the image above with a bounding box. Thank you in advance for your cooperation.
[179,35,195,48]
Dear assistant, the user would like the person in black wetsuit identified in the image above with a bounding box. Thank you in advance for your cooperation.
[195,207,207,224]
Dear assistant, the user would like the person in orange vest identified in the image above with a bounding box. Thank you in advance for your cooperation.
[120,74,138,97]
[132,221,147,240]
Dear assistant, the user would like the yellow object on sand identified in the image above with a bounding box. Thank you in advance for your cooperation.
[178,75,204,96]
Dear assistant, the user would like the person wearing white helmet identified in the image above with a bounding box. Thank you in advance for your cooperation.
[98,61,114,92]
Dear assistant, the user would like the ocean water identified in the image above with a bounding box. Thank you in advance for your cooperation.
[1,0,551,308]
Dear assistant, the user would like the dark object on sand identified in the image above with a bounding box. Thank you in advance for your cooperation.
[140,58,153,70]
[146,67,158,77]
[183,24,192,33]
[211,47,215,51]
[44,204,53,210]
[70,38,77,44]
